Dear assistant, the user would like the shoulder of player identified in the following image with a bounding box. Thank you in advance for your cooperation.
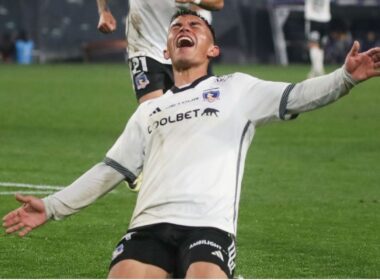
[214,72,260,86]
[134,94,169,117]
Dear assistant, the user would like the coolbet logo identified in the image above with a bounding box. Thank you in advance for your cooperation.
[203,88,220,102]
[201,108,219,117]
[147,108,219,134]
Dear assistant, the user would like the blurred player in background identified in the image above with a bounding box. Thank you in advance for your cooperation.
[0,32,16,63]
[4,9,380,279]
[305,0,331,78]
[96,0,223,104]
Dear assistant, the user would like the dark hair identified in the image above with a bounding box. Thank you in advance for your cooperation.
[170,8,216,43]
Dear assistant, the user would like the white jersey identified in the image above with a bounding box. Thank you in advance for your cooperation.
[44,68,355,235]
[126,0,212,64]
[106,73,291,235]
[305,0,331,22]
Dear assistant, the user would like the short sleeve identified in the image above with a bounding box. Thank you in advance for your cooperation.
[104,110,145,184]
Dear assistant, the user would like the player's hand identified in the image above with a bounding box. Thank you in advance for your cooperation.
[2,194,47,237]
[344,40,380,82]
[97,10,117,33]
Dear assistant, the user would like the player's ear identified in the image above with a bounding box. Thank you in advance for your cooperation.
[164,49,170,60]
[207,45,220,59]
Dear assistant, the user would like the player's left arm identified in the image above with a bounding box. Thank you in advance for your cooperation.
[175,0,224,11]
[284,41,380,116]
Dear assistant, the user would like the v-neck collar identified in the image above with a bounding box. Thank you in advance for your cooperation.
[171,75,213,94]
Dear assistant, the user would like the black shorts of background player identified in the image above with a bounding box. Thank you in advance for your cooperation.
[130,56,214,101]
[305,20,330,78]
[306,20,329,46]
[129,56,174,101]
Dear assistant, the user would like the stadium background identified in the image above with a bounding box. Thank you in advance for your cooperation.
[1,0,380,64]
[1,0,380,278]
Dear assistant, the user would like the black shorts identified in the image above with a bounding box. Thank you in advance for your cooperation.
[306,20,329,45]
[128,56,174,100]
[109,223,236,278]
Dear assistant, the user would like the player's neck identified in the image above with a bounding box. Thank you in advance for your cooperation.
[173,66,208,88]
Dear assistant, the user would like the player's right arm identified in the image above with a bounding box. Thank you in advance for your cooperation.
[3,109,145,237]
[41,109,146,222]
[97,0,117,33]
[2,194,47,237]
[2,163,124,237]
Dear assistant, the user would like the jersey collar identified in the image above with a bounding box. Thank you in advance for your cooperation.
[171,75,213,94]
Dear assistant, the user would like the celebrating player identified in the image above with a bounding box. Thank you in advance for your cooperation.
[3,9,380,279]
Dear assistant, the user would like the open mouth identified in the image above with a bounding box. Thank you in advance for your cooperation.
[176,36,195,48]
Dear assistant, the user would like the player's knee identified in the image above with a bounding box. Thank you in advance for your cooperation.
[185,261,228,279]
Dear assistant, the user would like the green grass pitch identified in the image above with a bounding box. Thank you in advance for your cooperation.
[0,64,379,278]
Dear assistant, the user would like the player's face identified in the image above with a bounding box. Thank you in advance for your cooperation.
[164,15,219,70]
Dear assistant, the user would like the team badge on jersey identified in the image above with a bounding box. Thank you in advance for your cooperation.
[203,88,220,103]
[135,72,150,90]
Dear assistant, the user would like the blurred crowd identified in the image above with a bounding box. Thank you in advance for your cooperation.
[0,30,34,64]
[324,19,380,64]
[1,21,379,66]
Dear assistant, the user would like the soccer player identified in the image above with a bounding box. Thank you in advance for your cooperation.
[305,0,331,78]
[96,0,224,104]
[3,9,380,279]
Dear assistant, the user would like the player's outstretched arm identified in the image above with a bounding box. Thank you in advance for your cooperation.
[97,0,117,33]
[175,0,224,11]
[279,41,379,117]
[345,41,380,82]
[2,194,47,237]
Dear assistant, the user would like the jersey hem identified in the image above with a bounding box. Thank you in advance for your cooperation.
[129,219,236,236]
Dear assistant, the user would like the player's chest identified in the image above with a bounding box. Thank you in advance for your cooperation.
[145,88,238,135]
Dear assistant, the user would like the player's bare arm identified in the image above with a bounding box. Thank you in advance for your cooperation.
[97,0,117,33]
[344,41,380,81]
[175,0,224,11]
